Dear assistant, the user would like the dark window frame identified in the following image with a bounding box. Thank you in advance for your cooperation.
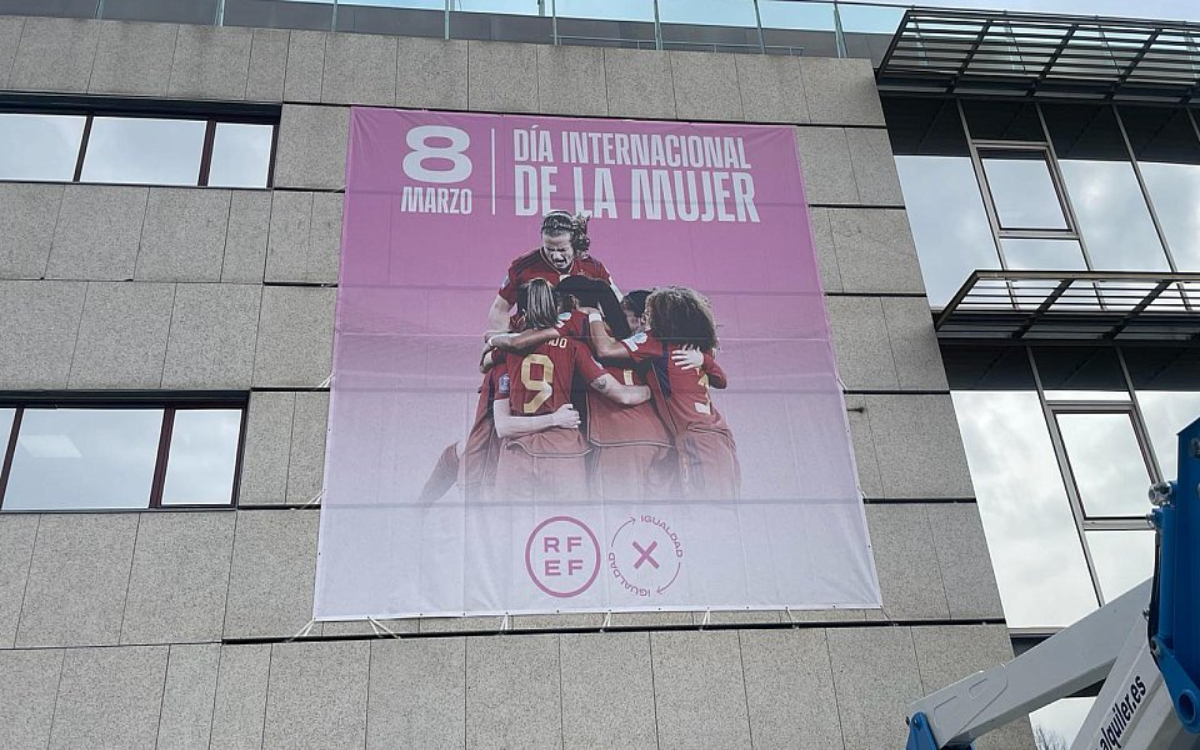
[0,95,279,190]
[0,392,249,512]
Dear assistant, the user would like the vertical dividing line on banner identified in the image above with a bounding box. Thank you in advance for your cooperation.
[490,129,497,216]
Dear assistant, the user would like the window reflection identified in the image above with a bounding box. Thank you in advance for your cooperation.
[1121,106,1200,272]
[208,122,273,188]
[1043,104,1170,271]
[1086,530,1154,603]
[1031,697,1095,749]
[980,151,1069,230]
[161,410,241,506]
[953,391,1099,628]
[1136,391,1200,480]
[4,409,163,510]
[961,100,1045,142]
[1055,412,1152,518]
[0,408,13,446]
[82,117,206,186]
[896,156,999,307]
[0,113,86,182]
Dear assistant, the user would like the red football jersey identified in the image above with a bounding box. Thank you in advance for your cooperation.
[497,248,613,305]
[586,363,672,447]
[620,331,731,437]
[500,337,605,417]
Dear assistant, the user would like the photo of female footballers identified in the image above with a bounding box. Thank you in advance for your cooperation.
[418,210,741,504]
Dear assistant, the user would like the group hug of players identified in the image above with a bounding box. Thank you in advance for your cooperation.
[419,210,741,505]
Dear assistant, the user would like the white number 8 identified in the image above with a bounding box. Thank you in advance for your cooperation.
[402,125,472,184]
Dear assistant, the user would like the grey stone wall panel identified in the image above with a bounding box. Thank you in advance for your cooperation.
[222,190,272,283]
[49,645,169,749]
[847,127,906,206]
[120,512,236,645]
[10,17,99,93]
[89,20,177,96]
[321,31,397,106]
[263,641,370,750]
[671,50,743,122]
[930,503,1005,620]
[794,126,857,205]
[162,282,262,389]
[826,207,925,294]
[16,513,138,648]
[846,393,884,500]
[467,41,538,114]
[736,54,809,124]
[136,188,230,282]
[0,649,63,749]
[741,629,843,748]
[287,390,330,504]
[252,285,336,388]
[866,504,950,620]
[210,643,272,750]
[800,57,886,126]
[69,281,175,388]
[0,16,24,89]
[157,643,221,750]
[283,29,326,102]
[807,206,842,292]
[265,191,342,284]
[604,47,676,120]
[168,25,253,100]
[882,296,949,390]
[246,27,289,101]
[0,183,63,280]
[827,295,900,390]
[224,510,319,639]
[863,393,976,499]
[466,633,561,749]
[650,631,753,748]
[0,280,85,389]
[239,391,296,505]
[828,626,924,750]
[368,638,466,748]
[560,632,657,749]
[396,36,468,111]
[47,185,148,281]
[274,104,349,190]
[0,515,38,648]
[536,45,607,117]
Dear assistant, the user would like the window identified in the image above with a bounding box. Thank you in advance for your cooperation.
[0,398,246,511]
[0,101,277,188]
[979,149,1070,231]
[952,346,1186,630]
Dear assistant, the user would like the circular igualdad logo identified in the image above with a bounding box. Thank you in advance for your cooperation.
[608,514,684,599]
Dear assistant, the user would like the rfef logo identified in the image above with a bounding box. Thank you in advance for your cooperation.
[525,516,601,598]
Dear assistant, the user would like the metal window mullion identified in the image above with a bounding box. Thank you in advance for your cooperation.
[72,114,94,183]
[1112,104,1178,273]
[1034,102,1091,264]
[0,407,24,510]
[652,0,662,51]
[752,0,765,55]
[147,408,176,509]
[1083,517,1155,532]
[957,101,1009,268]
[1027,346,1106,608]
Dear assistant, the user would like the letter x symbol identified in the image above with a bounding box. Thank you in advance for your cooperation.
[632,541,659,570]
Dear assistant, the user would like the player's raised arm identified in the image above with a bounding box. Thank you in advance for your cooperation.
[588,374,650,406]
[487,295,513,336]
[488,327,560,353]
[492,399,580,439]
[582,308,633,361]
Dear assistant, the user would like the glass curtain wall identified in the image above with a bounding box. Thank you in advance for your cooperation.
[885,98,1200,308]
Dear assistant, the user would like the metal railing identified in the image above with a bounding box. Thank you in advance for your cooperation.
[34,0,912,58]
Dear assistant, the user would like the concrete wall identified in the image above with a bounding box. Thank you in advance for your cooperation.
[0,15,1032,749]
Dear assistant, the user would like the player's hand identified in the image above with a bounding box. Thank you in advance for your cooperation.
[551,404,581,429]
[488,333,516,351]
[482,329,508,344]
[672,346,704,370]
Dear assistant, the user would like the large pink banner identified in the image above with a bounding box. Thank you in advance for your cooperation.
[314,108,879,619]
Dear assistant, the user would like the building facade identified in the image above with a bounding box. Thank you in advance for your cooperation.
[5,2,1195,748]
